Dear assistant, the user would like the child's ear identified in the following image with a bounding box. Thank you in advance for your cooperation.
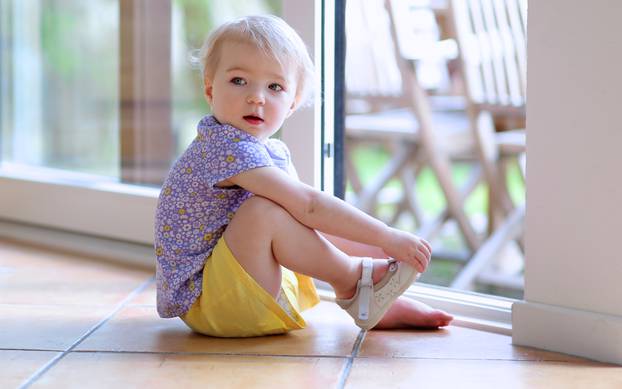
[286,99,298,118]
[204,79,214,105]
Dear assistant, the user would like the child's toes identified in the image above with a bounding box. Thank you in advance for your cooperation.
[430,311,453,327]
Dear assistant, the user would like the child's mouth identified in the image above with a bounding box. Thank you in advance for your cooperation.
[243,115,264,125]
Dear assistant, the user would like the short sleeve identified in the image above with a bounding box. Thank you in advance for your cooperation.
[204,138,274,186]
[264,138,291,172]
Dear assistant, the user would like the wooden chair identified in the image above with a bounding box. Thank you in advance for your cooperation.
[447,0,527,290]
[344,0,483,253]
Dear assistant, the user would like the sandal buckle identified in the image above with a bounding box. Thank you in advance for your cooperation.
[358,258,374,320]
[358,284,372,320]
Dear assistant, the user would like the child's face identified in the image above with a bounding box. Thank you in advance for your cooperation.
[204,40,298,140]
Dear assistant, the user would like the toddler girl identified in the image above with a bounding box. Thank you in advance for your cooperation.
[155,15,452,337]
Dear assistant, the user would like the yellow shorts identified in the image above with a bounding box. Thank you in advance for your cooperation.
[181,237,320,337]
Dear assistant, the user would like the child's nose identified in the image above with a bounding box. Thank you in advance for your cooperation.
[246,90,265,105]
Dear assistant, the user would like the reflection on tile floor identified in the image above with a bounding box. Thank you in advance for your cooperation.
[1,238,620,388]
[31,353,345,389]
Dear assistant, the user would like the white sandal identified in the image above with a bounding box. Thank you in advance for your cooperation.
[335,258,419,330]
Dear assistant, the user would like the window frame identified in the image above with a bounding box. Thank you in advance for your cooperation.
[0,0,513,333]
[119,0,174,185]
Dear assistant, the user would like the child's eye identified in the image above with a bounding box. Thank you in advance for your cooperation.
[230,77,246,86]
[269,83,284,92]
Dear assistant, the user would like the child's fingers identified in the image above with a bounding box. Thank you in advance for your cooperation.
[407,250,428,273]
[412,258,425,273]
[419,238,432,254]
[415,250,429,271]
[417,243,431,261]
[400,252,423,272]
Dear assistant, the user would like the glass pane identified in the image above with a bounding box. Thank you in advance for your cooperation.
[343,0,526,299]
[171,0,282,158]
[0,0,282,183]
[0,0,120,178]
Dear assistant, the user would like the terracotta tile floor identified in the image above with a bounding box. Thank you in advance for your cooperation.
[1,238,621,388]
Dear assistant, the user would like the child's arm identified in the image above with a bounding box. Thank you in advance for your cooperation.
[228,166,431,272]
[319,232,389,259]
[286,156,388,259]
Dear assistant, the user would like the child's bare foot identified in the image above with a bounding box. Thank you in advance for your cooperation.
[373,296,453,329]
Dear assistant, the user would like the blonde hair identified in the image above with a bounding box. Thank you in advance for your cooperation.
[199,15,314,109]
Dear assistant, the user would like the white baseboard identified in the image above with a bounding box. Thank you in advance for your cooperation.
[512,301,622,365]
[0,219,155,270]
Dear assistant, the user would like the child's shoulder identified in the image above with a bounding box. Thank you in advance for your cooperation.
[264,138,291,161]
[265,137,288,148]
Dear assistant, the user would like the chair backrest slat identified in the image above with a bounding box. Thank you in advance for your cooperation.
[480,0,510,105]
[505,0,527,100]
[492,0,523,106]
[518,0,527,35]
[451,0,485,102]
[451,0,527,108]
[390,0,441,61]
[345,0,404,99]
[467,0,498,104]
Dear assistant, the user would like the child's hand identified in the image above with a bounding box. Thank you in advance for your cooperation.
[382,228,432,273]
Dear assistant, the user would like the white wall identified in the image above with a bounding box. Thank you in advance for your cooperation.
[281,1,323,189]
[513,0,622,364]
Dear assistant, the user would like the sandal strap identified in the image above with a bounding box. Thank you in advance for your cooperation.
[358,258,374,320]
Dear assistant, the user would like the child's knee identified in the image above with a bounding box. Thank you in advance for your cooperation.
[239,195,290,221]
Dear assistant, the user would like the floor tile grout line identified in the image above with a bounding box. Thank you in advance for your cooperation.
[350,329,366,357]
[0,347,586,364]
[336,329,367,389]
[0,348,64,353]
[17,275,155,389]
[69,350,349,359]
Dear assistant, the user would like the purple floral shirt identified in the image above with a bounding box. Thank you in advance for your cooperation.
[154,115,292,318]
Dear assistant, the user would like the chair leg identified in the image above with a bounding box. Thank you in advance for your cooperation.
[388,197,408,226]
[355,143,413,214]
[344,138,364,196]
[429,154,480,251]
[398,164,426,227]
[468,110,517,236]
[450,204,525,290]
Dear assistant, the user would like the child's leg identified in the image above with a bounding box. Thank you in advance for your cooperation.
[223,196,363,299]
[223,196,452,328]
